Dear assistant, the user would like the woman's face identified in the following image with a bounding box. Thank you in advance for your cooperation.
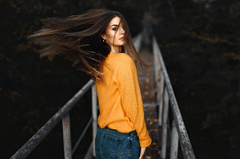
[101,16,125,53]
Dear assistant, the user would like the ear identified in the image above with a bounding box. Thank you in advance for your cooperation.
[101,34,106,40]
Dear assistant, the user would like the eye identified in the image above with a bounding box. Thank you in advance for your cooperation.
[112,27,118,31]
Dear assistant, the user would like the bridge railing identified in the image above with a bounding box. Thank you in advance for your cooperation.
[10,79,96,159]
[152,35,196,159]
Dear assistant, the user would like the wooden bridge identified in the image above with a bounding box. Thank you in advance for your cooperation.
[10,29,196,159]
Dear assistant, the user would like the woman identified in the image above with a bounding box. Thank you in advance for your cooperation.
[28,9,152,159]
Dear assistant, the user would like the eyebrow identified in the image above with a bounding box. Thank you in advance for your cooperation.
[111,24,119,27]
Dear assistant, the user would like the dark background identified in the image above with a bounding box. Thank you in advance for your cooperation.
[0,0,239,158]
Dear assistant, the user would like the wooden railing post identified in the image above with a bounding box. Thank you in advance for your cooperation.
[92,84,97,157]
[62,113,72,159]
[170,120,179,159]
[161,88,169,159]
[153,37,164,126]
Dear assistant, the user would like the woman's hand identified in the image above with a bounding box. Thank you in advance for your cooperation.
[139,147,146,159]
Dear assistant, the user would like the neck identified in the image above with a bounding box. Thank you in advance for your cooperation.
[109,46,122,54]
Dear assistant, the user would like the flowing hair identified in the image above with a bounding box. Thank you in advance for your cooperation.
[28,9,145,82]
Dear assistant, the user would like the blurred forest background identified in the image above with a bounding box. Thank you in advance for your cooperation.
[0,0,239,158]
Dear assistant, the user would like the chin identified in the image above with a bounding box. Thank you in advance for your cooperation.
[121,42,126,45]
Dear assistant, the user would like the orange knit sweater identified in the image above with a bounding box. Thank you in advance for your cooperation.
[96,53,152,148]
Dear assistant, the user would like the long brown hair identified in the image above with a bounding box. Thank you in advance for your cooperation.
[28,9,145,82]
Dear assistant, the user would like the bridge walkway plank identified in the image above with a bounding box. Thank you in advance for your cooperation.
[136,47,161,159]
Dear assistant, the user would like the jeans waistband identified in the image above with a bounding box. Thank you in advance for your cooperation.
[99,127,138,139]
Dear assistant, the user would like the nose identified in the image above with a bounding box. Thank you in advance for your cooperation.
[120,27,125,34]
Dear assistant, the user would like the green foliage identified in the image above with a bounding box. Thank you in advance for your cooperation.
[153,0,240,158]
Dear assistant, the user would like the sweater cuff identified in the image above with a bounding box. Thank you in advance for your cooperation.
[139,136,152,148]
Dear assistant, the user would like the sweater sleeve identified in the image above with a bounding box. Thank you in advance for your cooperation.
[117,54,152,147]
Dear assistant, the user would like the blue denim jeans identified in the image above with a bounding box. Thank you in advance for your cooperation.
[95,127,140,159]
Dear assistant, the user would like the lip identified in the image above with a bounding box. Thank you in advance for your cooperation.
[119,37,125,40]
